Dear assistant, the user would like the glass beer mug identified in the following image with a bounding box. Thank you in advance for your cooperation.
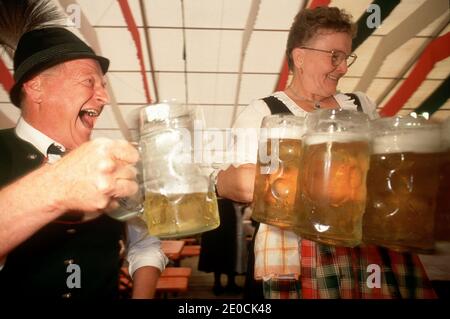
[251,115,305,229]
[363,116,442,253]
[294,109,371,247]
[138,102,220,238]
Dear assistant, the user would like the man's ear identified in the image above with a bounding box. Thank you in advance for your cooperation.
[291,47,305,69]
[22,75,43,104]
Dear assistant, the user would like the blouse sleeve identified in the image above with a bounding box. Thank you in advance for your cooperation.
[230,98,272,165]
[353,91,380,120]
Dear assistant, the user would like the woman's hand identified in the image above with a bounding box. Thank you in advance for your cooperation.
[216,164,256,203]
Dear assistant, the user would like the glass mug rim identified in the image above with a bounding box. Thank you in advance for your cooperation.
[262,113,305,121]
[370,115,443,155]
[304,108,370,135]
[260,114,305,139]
[370,115,441,132]
[139,102,193,134]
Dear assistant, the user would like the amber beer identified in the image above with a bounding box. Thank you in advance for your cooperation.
[139,102,220,239]
[144,192,220,239]
[434,118,450,241]
[252,115,304,229]
[294,109,370,247]
[295,135,370,246]
[363,117,442,253]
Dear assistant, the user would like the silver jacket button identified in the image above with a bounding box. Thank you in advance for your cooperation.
[64,259,74,265]
[27,154,38,160]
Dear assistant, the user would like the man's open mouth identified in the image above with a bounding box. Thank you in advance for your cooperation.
[79,108,101,129]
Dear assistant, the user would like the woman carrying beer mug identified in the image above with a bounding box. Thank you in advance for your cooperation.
[216,6,436,299]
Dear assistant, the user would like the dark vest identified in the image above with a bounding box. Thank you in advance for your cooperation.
[0,128,125,299]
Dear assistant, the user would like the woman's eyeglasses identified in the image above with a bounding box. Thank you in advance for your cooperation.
[300,46,357,67]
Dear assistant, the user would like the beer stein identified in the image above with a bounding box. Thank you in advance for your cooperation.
[434,117,450,241]
[363,116,442,253]
[252,115,305,229]
[139,102,220,238]
[294,109,371,247]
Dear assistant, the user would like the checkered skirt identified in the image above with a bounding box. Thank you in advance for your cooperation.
[261,239,436,299]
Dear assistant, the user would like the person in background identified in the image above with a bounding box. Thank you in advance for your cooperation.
[216,6,436,299]
[198,198,246,295]
[0,26,167,299]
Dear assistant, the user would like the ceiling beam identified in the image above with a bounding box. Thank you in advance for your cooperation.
[139,0,159,103]
[354,0,448,93]
[376,12,450,106]
[230,0,262,127]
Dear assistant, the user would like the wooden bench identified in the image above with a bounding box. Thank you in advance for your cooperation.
[180,245,201,258]
[156,276,189,298]
[119,267,133,298]
[161,240,185,261]
[181,237,198,245]
[161,267,192,278]
[120,265,191,298]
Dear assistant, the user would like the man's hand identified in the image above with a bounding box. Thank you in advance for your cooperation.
[0,138,140,257]
[50,138,140,213]
[216,164,256,203]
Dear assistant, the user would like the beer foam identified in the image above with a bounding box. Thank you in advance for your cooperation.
[304,132,370,145]
[373,130,442,154]
[261,127,305,139]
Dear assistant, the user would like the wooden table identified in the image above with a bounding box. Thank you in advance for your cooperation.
[161,240,185,261]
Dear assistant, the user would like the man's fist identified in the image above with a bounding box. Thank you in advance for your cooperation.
[50,138,140,213]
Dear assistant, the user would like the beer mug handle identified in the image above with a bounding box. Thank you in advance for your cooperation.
[208,169,220,200]
[107,142,145,221]
[107,177,145,221]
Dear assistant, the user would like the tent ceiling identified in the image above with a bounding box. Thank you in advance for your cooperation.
[0,0,448,140]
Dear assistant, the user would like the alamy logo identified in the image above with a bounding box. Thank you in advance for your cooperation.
[66,4,81,29]
[66,263,81,289]
[366,4,381,29]
[366,264,381,288]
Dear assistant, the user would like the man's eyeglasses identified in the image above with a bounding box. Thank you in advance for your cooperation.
[300,46,357,67]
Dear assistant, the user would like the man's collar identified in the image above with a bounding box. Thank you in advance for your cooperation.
[15,117,66,155]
